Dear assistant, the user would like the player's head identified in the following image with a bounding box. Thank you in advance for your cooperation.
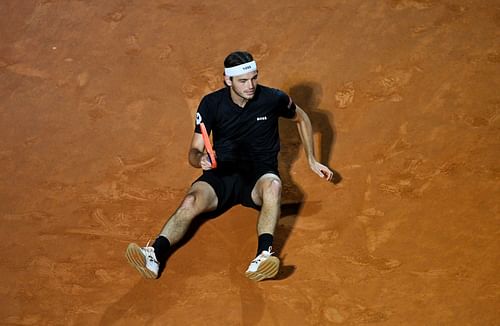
[223,51,258,101]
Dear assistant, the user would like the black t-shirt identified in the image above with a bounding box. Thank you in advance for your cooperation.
[194,85,296,164]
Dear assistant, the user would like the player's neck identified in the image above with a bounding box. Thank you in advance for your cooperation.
[229,89,248,108]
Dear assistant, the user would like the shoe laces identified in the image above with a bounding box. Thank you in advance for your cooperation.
[143,240,157,262]
[254,247,274,262]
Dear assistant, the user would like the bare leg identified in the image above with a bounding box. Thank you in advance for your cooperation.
[159,181,218,245]
[245,173,282,281]
[251,173,282,237]
[125,181,218,279]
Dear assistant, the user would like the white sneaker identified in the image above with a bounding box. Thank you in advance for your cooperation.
[125,242,159,279]
[245,249,280,281]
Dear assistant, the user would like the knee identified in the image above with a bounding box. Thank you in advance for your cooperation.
[180,193,196,209]
[263,179,282,199]
[178,189,216,216]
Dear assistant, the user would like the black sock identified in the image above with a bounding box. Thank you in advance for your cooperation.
[152,235,170,264]
[257,233,274,256]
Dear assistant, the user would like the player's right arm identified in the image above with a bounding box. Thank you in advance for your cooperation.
[188,132,213,170]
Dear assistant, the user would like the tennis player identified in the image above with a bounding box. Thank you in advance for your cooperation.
[126,51,333,281]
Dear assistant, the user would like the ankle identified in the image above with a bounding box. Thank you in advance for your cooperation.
[256,233,274,256]
[152,235,171,263]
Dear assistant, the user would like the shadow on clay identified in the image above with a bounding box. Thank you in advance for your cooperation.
[99,277,185,325]
[288,82,341,182]
[100,212,223,325]
[273,82,341,275]
[159,210,226,277]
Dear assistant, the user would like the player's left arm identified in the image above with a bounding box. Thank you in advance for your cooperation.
[292,105,334,181]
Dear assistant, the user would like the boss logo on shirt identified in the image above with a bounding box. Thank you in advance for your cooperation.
[256,116,267,121]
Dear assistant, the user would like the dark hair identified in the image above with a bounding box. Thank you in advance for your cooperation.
[224,51,254,68]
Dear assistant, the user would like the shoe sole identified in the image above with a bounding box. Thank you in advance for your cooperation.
[125,243,158,279]
[245,256,280,281]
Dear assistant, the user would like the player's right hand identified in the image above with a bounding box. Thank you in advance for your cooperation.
[200,153,214,170]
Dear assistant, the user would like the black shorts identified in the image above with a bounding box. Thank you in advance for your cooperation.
[194,160,279,214]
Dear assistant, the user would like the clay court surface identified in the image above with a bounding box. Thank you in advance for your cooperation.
[1,1,499,325]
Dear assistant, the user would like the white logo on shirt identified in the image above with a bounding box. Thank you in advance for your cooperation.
[256,116,267,121]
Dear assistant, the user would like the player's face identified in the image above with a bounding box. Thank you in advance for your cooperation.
[227,71,258,100]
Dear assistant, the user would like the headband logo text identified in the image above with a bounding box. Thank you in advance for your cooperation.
[224,61,257,77]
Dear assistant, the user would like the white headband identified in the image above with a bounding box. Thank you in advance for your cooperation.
[224,61,257,77]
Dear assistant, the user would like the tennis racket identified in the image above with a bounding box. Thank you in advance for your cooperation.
[196,113,217,169]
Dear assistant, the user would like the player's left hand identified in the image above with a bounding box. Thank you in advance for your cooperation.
[310,160,334,181]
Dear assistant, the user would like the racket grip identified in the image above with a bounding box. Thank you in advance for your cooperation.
[208,153,217,169]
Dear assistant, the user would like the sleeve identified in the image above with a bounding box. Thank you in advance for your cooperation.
[276,89,297,119]
[193,96,213,134]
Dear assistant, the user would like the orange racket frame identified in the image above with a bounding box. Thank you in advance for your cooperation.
[199,122,217,169]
